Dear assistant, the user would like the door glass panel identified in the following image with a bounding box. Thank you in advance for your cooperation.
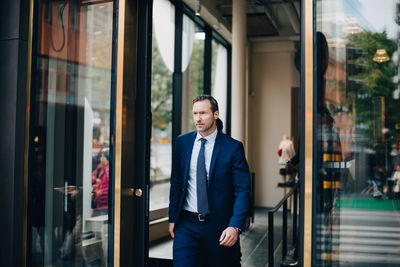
[211,40,228,133]
[150,0,175,212]
[30,1,115,266]
[315,1,400,266]
[181,16,205,133]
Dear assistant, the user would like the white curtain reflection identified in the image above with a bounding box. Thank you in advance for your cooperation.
[153,1,194,72]
[153,0,175,72]
[182,14,195,72]
[212,44,228,131]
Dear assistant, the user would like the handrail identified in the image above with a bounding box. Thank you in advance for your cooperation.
[268,182,299,267]
[269,183,298,213]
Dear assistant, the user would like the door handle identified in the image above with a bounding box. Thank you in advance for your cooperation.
[122,188,143,197]
[135,189,143,197]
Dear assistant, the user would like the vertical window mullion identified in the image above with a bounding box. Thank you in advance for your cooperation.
[172,1,183,150]
[203,26,212,94]
[226,45,232,136]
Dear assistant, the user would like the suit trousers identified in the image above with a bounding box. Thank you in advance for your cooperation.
[173,212,241,267]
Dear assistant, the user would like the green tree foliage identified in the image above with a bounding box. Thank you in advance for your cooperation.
[189,39,204,95]
[346,31,398,141]
[151,35,173,132]
[151,32,206,133]
[184,37,205,132]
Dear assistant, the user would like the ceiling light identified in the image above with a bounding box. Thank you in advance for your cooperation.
[373,49,390,63]
[195,0,201,16]
[195,32,205,40]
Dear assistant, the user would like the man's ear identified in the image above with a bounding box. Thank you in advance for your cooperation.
[214,110,219,120]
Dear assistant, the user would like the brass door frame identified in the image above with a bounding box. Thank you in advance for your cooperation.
[114,0,126,265]
[23,1,35,266]
[302,0,314,266]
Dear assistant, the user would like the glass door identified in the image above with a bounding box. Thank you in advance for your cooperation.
[313,0,400,266]
[29,1,116,266]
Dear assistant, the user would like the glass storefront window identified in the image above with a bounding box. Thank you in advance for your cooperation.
[211,40,228,133]
[314,0,400,265]
[181,16,205,133]
[150,0,175,211]
[30,1,115,266]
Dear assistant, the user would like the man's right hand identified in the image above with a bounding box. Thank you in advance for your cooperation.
[169,223,175,238]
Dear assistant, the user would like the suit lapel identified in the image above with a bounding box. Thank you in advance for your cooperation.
[183,131,197,185]
[208,132,224,187]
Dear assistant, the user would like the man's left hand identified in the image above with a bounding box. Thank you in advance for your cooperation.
[219,227,239,247]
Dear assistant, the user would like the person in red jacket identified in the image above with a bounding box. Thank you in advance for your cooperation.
[92,150,109,216]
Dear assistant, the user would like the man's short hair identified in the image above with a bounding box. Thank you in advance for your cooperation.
[192,95,219,113]
[192,95,223,132]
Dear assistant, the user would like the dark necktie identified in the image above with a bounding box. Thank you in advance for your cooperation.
[197,138,209,215]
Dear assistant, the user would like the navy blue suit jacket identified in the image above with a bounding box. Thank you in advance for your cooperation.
[169,131,251,231]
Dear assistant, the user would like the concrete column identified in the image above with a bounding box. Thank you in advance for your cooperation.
[231,0,247,143]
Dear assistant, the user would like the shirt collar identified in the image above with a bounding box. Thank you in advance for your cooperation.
[196,128,218,143]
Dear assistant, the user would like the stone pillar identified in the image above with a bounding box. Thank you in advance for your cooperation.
[231,0,247,143]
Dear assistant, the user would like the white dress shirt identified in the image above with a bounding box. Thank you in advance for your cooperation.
[183,128,218,213]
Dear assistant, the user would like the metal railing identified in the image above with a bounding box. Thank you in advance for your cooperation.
[268,182,298,267]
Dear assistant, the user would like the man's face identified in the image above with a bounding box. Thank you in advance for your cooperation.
[193,100,219,135]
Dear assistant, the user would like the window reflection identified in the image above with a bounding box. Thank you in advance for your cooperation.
[211,40,228,132]
[182,18,205,133]
[150,0,174,211]
[31,1,114,266]
[315,1,400,265]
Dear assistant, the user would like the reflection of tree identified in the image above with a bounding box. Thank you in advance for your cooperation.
[346,31,399,143]
[189,40,204,95]
[151,35,173,132]
[151,31,205,133]
[184,39,205,132]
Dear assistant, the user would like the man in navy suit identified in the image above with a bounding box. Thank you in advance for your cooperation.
[169,95,251,267]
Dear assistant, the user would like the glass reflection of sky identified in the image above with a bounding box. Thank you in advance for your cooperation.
[318,0,398,40]
[361,0,397,39]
